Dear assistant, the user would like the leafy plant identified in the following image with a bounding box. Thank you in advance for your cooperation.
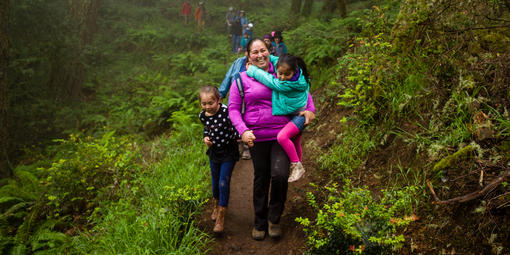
[298,181,419,254]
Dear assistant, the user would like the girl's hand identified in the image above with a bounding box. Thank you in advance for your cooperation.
[241,130,256,147]
[299,110,316,126]
[204,137,213,147]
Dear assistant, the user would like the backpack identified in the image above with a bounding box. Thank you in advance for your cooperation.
[234,73,245,115]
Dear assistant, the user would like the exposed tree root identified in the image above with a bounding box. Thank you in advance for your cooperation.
[427,168,510,204]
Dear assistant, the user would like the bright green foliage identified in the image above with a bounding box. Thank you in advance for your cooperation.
[44,132,140,219]
[73,109,210,254]
[0,167,73,253]
[337,34,393,123]
[297,181,419,254]
[319,126,378,178]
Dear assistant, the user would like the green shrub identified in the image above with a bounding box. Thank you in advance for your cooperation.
[42,131,141,219]
[319,126,377,178]
[298,181,419,254]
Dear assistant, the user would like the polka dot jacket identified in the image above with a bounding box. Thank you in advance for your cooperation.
[199,103,239,162]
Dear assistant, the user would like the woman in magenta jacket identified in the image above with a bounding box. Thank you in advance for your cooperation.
[228,38,316,240]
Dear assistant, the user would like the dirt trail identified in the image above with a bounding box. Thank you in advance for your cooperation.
[198,139,316,255]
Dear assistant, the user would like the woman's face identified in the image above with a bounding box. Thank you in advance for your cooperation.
[248,40,270,71]
[274,37,281,44]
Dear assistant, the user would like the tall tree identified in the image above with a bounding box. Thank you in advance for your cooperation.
[337,0,347,17]
[0,0,10,177]
[302,0,313,17]
[67,0,101,98]
[321,0,347,17]
[290,0,302,15]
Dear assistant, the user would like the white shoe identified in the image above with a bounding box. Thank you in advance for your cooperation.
[288,162,305,182]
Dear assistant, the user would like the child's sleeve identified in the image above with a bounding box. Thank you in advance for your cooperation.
[269,55,279,66]
[246,66,308,92]
[199,113,210,138]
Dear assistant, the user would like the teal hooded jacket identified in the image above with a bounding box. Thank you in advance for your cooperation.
[246,55,309,116]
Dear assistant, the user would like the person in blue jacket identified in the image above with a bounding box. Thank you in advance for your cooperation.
[218,55,251,160]
[271,31,287,57]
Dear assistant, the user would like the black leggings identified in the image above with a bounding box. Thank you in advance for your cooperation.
[250,140,290,230]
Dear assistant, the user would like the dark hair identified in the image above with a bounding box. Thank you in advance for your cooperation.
[273,31,283,42]
[199,85,221,101]
[246,38,267,55]
[277,54,311,86]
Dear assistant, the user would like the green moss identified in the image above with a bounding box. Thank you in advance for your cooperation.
[432,145,475,172]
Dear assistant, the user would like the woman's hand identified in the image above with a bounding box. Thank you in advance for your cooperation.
[241,130,256,147]
[299,110,316,126]
[204,137,213,147]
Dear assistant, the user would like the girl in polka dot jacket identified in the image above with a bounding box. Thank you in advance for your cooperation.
[198,85,239,234]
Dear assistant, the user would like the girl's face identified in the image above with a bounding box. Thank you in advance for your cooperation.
[276,63,295,81]
[200,92,220,116]
[274,37,281,44]
[248,40,270,71]
[263,38,271,47]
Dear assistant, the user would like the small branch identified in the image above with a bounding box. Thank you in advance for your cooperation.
[428,168,510,204]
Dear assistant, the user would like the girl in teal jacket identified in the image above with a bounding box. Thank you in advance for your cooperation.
[246,54,310,182]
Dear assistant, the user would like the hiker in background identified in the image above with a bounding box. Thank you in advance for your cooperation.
[194,2,206,31]
[240,33,249,53]
[228,39,316,241]
[263,34,275,55]
[246,54,311,182]
[245,23,254,41]
[226,6,236,38]
[181,1,192,24]
[239,10,248,36]
[199,85,239,234]
[272,31,287,57]
[231,12,243,55]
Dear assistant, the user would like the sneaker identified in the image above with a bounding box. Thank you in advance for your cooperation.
[288,162,305,182]
[268,221,281,238]
[242,145,251,160]
[251,227,266,241]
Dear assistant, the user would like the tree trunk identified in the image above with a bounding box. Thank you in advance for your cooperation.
[337,0,347,17]
[68,0,101,98]
[290,0,302,15]
[302,0,313,17]
[321,0,337,14]
[0,0,11,177]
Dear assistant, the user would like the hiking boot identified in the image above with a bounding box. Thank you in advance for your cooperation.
[213,206,227,233]
[211,198,219,221]
[268,221,282,238]
[288,162,305,182]
[242,145,251,160]
[251,227,266,241]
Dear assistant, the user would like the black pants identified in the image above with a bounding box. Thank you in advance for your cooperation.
[250,140,290,231]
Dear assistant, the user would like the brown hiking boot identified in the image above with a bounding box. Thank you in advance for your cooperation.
[268,221,282,238]
[211,198,219,221]
[213,206,227,233]
[251,227,266,241]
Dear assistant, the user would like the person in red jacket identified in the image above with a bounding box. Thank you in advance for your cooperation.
[181,1,191,24]
[194,2,206,31]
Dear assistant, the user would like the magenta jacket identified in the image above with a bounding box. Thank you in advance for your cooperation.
[228,62,316,142]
